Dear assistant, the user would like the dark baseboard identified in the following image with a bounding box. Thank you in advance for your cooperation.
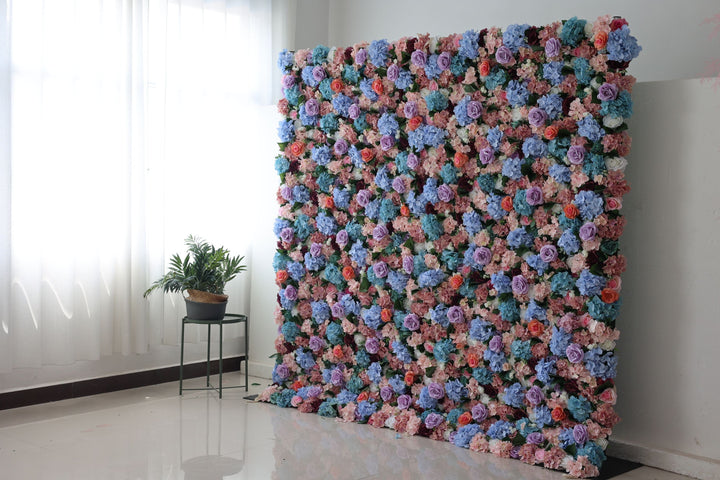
[0,355,245,411]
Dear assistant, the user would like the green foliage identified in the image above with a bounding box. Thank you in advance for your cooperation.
[143,235,246,297]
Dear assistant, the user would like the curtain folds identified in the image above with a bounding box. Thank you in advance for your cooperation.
[0,0,281,373]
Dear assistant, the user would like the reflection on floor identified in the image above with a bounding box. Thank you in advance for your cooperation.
[0,374,697,480]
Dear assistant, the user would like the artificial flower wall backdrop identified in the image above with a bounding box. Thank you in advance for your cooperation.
[260,16,640,478]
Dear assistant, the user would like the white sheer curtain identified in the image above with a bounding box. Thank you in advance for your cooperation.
[0,0,282,373]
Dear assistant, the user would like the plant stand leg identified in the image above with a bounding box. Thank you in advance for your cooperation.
[206,324,211,387]
[219,322,223,399]
[180,320,186,395]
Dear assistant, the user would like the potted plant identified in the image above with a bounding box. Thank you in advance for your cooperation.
[144,235,246,320]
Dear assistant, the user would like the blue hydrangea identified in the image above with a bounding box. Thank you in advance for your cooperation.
[575,190,605,220]
[425,90,449,112]
[407,128,425,152]
[418,269,445,288]
[418,386,438,409]
[422,124,448,148]
[423,178,440,204]
[549,164,571,184]
[487,126,504,149]
[535,358,557,384]
[538,93,563,119]
[485,67,507,89]
[551,271,576,295]
[525,300,547,321]
[440,163,458,184]
[533,405,553,428]
[559,428,576,448]
[587,295,621,322]
[423,54,442,79]
[283,86,301,106]
[362,305,382,330]
[526,254,549,275]
[469,317,495,342]
[389,375,406,394]
[550,326,572,357]
[277,49,293,71]
[484,348,506,372]
[472,367,493,385]
[431,305,450,327]
[506,79,529,107]
[441,250,460,272]
[296,348,316,370]
[378,112,399,136]
[336,389,358,405]
[375,165,392,191]
[349,241,367,267]
[274,156,290,174]
[342,64,360,84]
[487,194,507,220]
[462,211,483,236]
[453,96,473,126]
[507,227,533,249]
[487,420,514,440]
[333,188,350,209]
[270,389,295,408]
[301,65,320,87]
[293,214,314,240]
[311,44,329,64]
[368,362,382,384]
[325,322,344,345]
[353,113,369,132]
[453,424,482,448]
[577,115,606,142]
[387,270,409,292]
[516,417,540,437]
[574,57,594,85]
[292,185,309,204]
[503,24,529,52]
[340,294,360,316]
[316,213,337,235]
[324,264,343,286]
[286,261,305,281]
[491,272,512,293]
[607,25,642,62]
[273,218,290,236]
[445,379,468,402]
[356,400,378,420]
[548,135,570,159]
[576,269,606,296]
[477,173,496,193]
[378,199,398,223]
[542,61,565,86]
[502,157,524,180]
[311,145,331,166]
[433,338,456,363]
[578,442,607,468]
[522,135,548,159]
[511,339,532,360]
[391,340,413,363]
[558,230,580,254]
[318,401,337,417]
[560,17,587,47]
[277,119,295,142]
[513,189,533,216]
[568,395,593,422]
[331,93,353,117]
[368,39,390,67]
[459,30,480,59]
[601,90,633,118]
[298,103,318,126]
[272,363,288,384]
[364,199,380,220]
[421,214,443,240]
[407,191,427,216]
[273,252,290,271]
[319,113,339,134]
[318,78,333,100]
[583,153,607,178]
[499,299,520,322]
[311,301,330,323]
[395,69,413,89]
[359,78,379,101]
[584,348,618,379]
[281,321,300,342]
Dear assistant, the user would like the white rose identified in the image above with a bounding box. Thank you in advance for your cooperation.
[603,115,624,129]
[584,21,595,37]
[457,127,469,143]
[590,77,601,90]
[353,332,366,346]
[597,438,609,450]
[511,107,523,122]
[605,156,628,171]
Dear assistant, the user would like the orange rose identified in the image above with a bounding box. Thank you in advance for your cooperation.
[342,266,355,280]
[467,352,480,368]
[457,411,473,426]
[453,152,468,168]
[404,371,415,385]
[276,270,289,283]
[479,59,491,77]
[501,195,514,212]
[330,78,344,92]
[325,196,334,209]
[551,407,566,422]
[601,288,619,304]
[528,319,545,337]
[361,147,375,163]
[292,380,303,391]
[381,308,393,323]
[449,274,463,289]
[400,205,410,216]
[332,345,343,358]
[544,125,559,140]
[564,204,580,219]
[408,116,424,131]
[290,141,305,157]
[357,391,369,402]
[594,31,608,50]
[372,78,384,95]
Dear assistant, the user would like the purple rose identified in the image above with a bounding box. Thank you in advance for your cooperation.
[471,403,488,422]
[284,285,297,301]
[573,424,589,445]
[411,50,427,67]
[525,186,544,206]
[489,335,504,353]
[473,246,492,266]
[567,145,586,165]
[579,222,597,241]
[281,74,295,89]
[566,343,584,363]
[539,244,558,263]
[424,412,444,429]
[403,313,420,331]
[437,51,451,70]
[597,82,619,102]
[525,385,544,406]
[279,227,294,243]
[392,176,406,194]
[309,335,325,351]
[373,223,388,240]
[397,394,412,410]
[355,48,367,65]
[356,189,371,207]
[428,382,445,399]
[336,229,349,247]
[466,100,483,119]
[528,107,548,127]
[330,368,344,386]
[446,305,464,324]
[380,385,394,402]
[479,146,494,165]
[545,37,561,57]
[402,255,414,274]
[312,65,325,82]
[305,98,320,116]
[527,432,545,445]
[331,302,345,318]
[512,275,529,295]
[437,184,454,203]
[510,446,521,459]
[307,386,322,398]
[275,364,289,379]
[310,242,322,257]
[334,139,348,156]
[380,135,395,151]
[348,103,360,120]
[365,336,380,354]
[406,152,419,169]
[403,101,419,119]
[280,185,293,201]
[387,63,400,81]
[495,45,514,64]
[373,261,389,278]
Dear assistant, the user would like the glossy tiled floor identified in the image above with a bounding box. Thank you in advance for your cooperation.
[0,374,696,480]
